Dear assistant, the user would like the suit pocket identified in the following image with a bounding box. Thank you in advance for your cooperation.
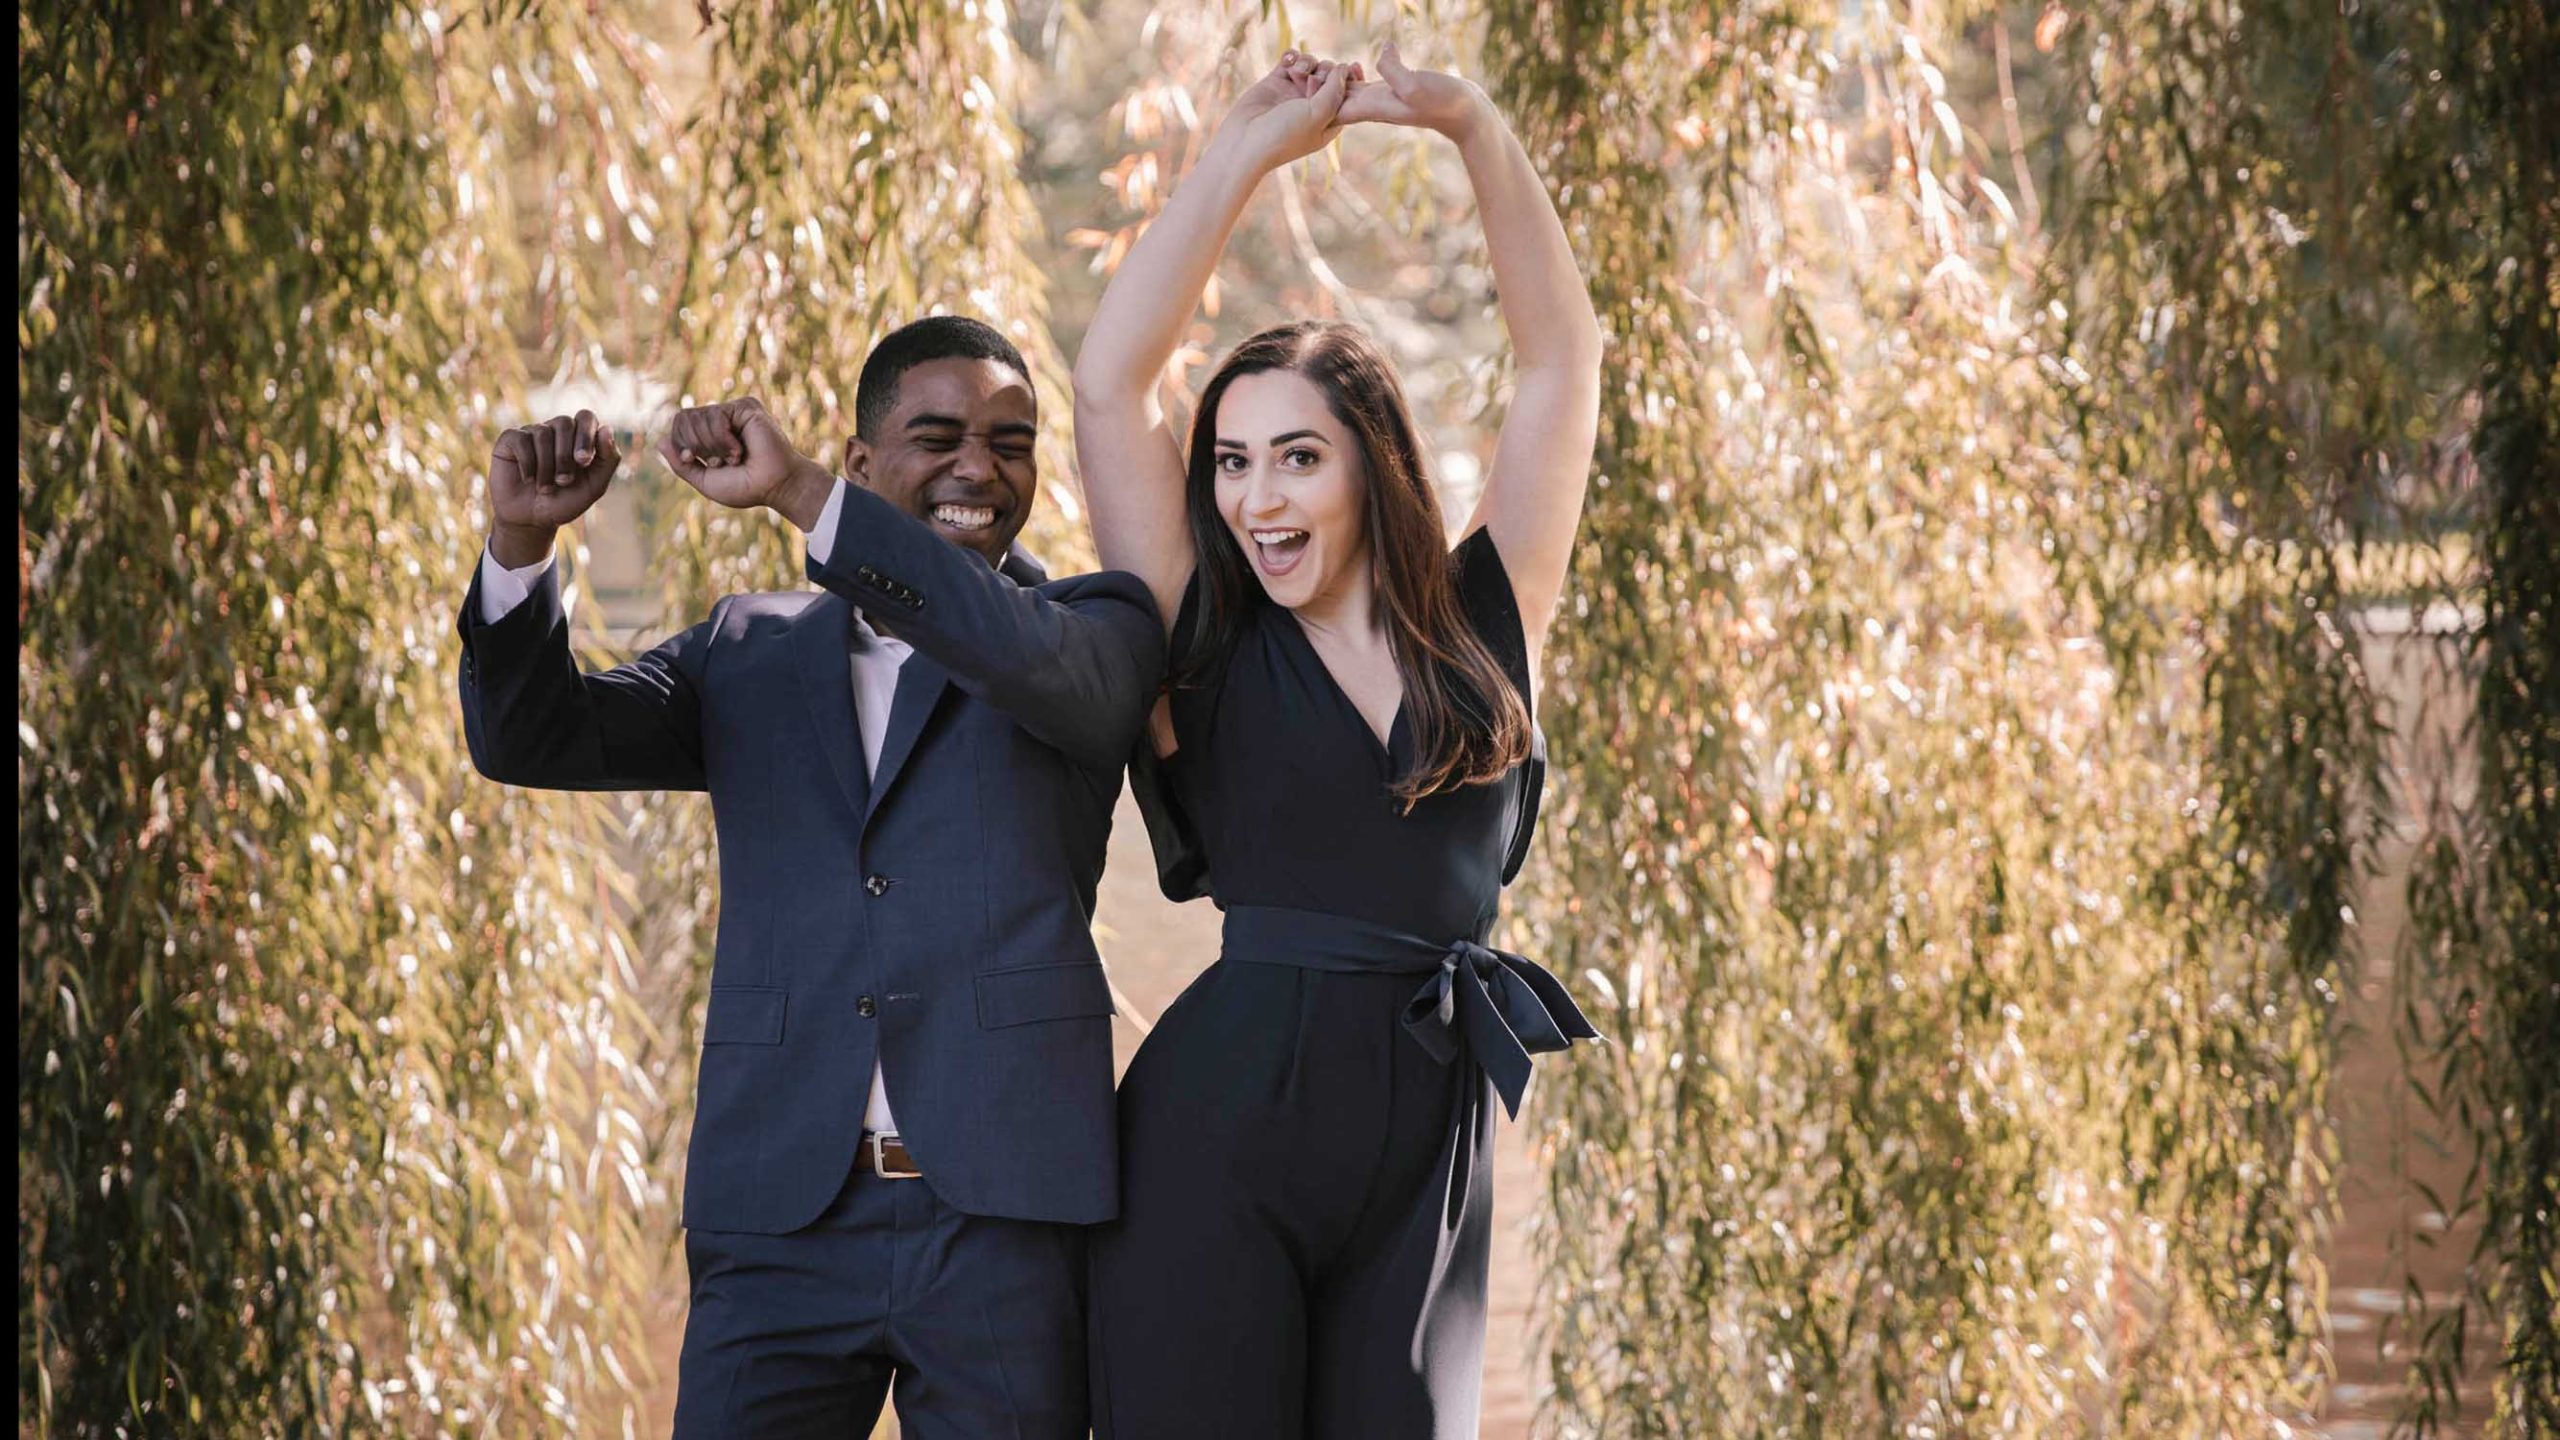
[976,963,1115,1030]
[703,985,787,1045]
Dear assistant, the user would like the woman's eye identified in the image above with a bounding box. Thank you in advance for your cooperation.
[1285,448,1319,468]
[1217,454,1246,474]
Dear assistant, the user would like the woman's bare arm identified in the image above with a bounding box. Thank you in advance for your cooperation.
[1347,48,1604,665]
[1071,55,1355,628]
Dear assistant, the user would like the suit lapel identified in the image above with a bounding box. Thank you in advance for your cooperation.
[864,549,1033,827]
[791,593,870,819]
[862,650,950,830]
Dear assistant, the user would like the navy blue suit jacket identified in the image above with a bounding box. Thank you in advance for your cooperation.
[458,481,1164,1232]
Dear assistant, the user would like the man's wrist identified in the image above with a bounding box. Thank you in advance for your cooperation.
[772,458,836,535]
[488,521,558,570]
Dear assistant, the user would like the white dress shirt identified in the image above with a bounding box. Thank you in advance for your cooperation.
[478,477,908,1133]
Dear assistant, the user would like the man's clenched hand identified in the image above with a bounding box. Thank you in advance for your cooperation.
[489,409,619,567]
[657,397,834,530]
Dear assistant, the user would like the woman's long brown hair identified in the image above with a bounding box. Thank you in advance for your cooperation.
[1177,321,1532,807]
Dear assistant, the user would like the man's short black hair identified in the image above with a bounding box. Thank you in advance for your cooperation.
[855,315,1032,442]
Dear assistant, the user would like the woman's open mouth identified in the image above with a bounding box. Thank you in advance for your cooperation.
[931,502,1002,533]
[1249,527,1310,577]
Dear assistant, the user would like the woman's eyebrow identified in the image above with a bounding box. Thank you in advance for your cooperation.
[1215,430,1326,450]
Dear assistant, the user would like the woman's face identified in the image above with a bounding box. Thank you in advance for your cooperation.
[1212,369,1368,611]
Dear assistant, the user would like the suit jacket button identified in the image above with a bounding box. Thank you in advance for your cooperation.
[865,874,891,897]
[856,995,877,1018]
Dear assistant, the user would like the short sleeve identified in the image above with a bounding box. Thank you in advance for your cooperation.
[1451,526,1534,707]
[1128,741,1211,903]
[1131,566,1216,903]
[1449,527,1547,885]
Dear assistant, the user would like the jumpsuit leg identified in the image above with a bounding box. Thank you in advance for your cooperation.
[1096,960,1494,1440]
[1089,962,1393,1439]
[1306,1034,1495,1440]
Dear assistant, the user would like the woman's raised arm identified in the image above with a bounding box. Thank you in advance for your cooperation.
[1345,46,1603,665]
[1071,55,1354,629]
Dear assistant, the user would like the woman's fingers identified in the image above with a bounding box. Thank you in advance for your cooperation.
[1339,79,1405,126]
[1313,56,1353,116]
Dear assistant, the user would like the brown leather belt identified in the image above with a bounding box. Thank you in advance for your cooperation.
[863,1131,923,1180]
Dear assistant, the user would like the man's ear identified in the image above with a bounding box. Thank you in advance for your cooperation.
[843,435,873,490]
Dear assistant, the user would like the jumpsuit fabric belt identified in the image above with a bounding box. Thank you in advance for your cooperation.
[1218,904,1600,1121]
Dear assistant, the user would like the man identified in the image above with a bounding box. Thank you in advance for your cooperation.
[458,316,1162,1438]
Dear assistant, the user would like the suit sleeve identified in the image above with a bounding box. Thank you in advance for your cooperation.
[805,480,1167,771]
[457,560,717,792]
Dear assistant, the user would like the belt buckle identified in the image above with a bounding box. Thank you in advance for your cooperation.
[870,1131,923,1180]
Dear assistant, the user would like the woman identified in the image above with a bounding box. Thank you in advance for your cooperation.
[1074,47,1603,1437]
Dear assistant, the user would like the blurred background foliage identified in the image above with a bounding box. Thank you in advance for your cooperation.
[17,2,2554,1439]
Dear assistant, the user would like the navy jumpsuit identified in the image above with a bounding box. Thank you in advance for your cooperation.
[1088,528,1596,1438]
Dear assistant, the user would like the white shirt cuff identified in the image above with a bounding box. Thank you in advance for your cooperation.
[805,476,850,565]
[476,544,557,624]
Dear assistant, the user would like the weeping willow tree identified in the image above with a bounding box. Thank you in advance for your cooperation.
[1487,0,2358,1429]
[1489,0,2555,1429]
[24,0,2547,1434]
[2363,0,2560,1429]
[20,4,689,1433]
[21,0,1077,1429]
[2433,1,2560,1422]
[2050,0,2558,1428]
[2040,0,2399,1423]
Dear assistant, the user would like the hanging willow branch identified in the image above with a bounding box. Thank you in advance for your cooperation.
[22,5,559,1434]
[1490,0,2348,1430]
[2053,0,2558,1429]
[20,3,695,1432]
[2381,0,2560,1430]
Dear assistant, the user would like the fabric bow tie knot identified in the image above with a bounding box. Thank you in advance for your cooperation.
[1398,940,1600,1119]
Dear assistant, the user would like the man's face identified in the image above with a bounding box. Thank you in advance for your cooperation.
[843,357,1039,566]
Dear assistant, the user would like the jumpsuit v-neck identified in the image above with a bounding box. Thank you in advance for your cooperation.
[1087,527,1595,1439]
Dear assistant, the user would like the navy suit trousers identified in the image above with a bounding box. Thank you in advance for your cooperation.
[676,1159,1088,1440]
